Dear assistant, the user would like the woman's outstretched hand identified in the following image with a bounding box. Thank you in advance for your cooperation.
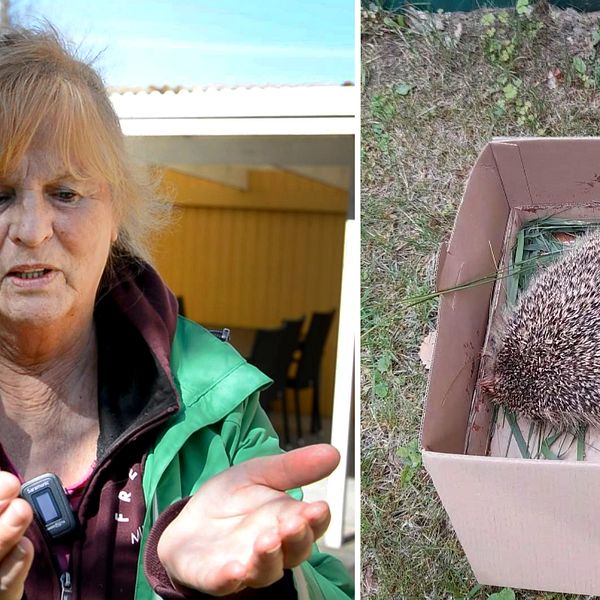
[157,443,340,596]
[0,472,34,600]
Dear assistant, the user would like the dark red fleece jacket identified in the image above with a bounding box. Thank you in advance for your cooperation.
[12,264,296,600]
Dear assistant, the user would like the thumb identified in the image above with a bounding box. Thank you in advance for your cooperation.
[235,444,340,492]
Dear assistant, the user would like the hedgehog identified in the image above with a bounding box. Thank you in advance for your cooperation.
[483,231,600,430]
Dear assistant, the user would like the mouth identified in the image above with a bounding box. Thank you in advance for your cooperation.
[6,266,56,281]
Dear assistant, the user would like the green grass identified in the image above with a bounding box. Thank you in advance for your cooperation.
[361,4,600,599]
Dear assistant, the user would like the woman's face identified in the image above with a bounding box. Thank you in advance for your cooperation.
[0,149,118,329]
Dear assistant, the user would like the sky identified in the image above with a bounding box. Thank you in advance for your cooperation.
[12,0,356,88]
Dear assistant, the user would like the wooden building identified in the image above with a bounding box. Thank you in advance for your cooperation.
[152,167,347,417]
[109,84,356,547]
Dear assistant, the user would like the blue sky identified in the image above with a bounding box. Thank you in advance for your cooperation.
[12,1,356,88]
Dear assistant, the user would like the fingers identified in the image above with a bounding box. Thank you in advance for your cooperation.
[0,474,20,517]
[279,516,313,568]
[245,499,332,584]
[302,500,332,542]
[0,499,32,563]
[243,531,284,588]
[168,499,331,594]
[0,474,32,562]
[0,473,35,600]
[234,444,340,493]
[0,537,34,599]
[278,501,330,568]
[158,446,339,596]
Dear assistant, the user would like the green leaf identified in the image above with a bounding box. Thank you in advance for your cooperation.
[409,452,422,467]
[515,0,529,14]
[481,13,496,25]
[592,27,600,46]
[573,56,587,75]
[397,440,422,468]
[466,584,482,599]
[383,16,396,27]
[399,465,414,485]
[488,588,516,600]
[395,83,413,96]
[376,354,392,372]
[503,82,518,101]
[374,381,389,399]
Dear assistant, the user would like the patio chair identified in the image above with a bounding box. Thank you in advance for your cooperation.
[248,318,304,445]
[287,310,335,441]
[176,295,186,317]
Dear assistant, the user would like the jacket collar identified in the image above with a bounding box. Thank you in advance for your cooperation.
[93,260,181,460]
[102,260,179,384]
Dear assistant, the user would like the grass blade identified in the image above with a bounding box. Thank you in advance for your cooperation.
[508,228,525,307]
[504,410,530,459]
[577,428,586,461]
[540,439,559,460]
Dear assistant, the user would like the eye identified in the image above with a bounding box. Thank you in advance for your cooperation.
[50,187,81,203]
[0,188,15,204]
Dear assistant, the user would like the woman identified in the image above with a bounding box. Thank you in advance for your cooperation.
[0,26,354,600]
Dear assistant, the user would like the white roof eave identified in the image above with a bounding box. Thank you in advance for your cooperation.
[110,85,357,137]
[119,116,355,137]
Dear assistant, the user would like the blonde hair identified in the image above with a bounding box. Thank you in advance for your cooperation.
[0,25,171,272]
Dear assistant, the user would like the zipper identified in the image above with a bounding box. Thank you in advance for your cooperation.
[60,571,72,600]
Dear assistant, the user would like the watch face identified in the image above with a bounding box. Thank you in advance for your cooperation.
[33,490,60,524]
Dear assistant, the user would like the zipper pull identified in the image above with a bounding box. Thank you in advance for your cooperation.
[60,571,72,600]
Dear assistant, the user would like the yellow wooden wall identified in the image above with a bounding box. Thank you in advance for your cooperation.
[150,168,348,419]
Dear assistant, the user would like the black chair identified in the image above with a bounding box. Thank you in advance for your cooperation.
[176,296,186,317]
[287,310,335,441]
[248,318,304,445]
[248,328,282,393]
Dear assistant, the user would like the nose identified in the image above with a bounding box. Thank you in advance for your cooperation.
[8,190,54,248]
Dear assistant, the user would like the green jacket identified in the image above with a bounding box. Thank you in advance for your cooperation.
[134,317,354,599]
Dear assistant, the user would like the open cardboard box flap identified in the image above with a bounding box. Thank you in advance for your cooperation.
[421,138,600,594]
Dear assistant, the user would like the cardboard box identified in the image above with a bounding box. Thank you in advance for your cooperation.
[421,137,600,595]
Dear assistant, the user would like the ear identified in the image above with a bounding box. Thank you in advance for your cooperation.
[110,206,119,244]
[111,222,119,243]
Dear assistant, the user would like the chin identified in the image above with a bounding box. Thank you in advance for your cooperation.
[0,298,83,329]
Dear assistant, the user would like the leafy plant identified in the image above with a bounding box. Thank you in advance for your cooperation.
[479,0,544,130]
[445,582,482,599]
[370,93,397,123]
[488,589,516,600]
[383,14,406,30]
[515,0,529,15]
[572,55,595,88]
[397,439,422,485]
[394,82,413,96]
[503,81,518,100]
